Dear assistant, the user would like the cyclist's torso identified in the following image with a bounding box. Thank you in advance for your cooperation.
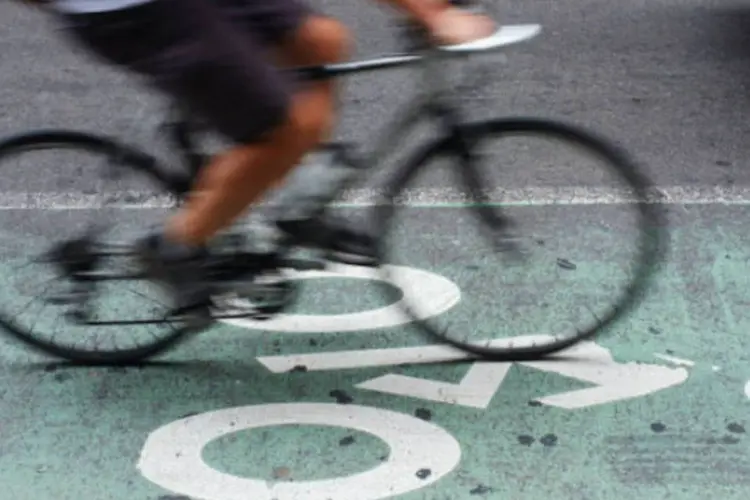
[50,0,154,13]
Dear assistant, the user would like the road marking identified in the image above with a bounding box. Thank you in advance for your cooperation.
[257,343,476,372]
[653,353,695,367]
[219,263,461,333]
[138,403,461,500]
[4,185,750,209]
[357,362,512,409]
[522,342,688,409]
[258,337,690,410]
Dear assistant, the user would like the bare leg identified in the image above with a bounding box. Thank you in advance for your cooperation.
[165,16,350,246]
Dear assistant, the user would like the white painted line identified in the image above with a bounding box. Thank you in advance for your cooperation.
[259,338,690,410]
[3,185,750,209]
[653,353,695,367]
[745,379,750,400]
[0,191,177,210]
[257,343,476,373]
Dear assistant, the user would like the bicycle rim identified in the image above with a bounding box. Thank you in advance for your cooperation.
[0,130,194,364]
[372,117,668,361]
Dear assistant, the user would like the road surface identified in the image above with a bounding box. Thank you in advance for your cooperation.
[1,0,750,499]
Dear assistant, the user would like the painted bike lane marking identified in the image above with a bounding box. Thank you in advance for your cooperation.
[139,263,692,500]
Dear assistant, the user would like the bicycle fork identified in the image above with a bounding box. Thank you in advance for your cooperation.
[431,101,525,258]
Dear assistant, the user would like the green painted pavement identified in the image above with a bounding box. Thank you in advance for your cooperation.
[0,204,749,500]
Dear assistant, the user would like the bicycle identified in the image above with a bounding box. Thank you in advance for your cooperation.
[0,19,667,365]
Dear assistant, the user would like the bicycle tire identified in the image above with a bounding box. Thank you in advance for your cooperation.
[0,129,195,364]
[373,117,667,361]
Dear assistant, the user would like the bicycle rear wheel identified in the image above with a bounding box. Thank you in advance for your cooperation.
[0,130,196,364]
[374,117,667,361]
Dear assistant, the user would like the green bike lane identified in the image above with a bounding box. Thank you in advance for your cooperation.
[0,203,749,500]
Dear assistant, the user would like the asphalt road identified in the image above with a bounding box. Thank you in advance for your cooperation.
[2,1,750,500]
[4,0,750,190]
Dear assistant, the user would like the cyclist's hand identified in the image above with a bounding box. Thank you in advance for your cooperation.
[427,7,496,45]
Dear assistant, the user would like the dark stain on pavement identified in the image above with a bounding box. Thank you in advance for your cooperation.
[339,435,355,446]
[470,484,493,495]
[650,422,667,433]
[556,258,576,270]
[517,435,534,446]
[727,423,745,434]
[416,468,431,479]
[540,434,558,447]
[329,389,353,404]
[415,408,432,421]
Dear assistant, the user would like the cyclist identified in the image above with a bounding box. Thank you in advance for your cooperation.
[19,0,495,324]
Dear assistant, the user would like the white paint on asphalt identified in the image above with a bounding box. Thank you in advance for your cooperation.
[1,185,750,209]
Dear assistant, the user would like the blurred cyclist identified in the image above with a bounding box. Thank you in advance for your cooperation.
[18,0,495,324]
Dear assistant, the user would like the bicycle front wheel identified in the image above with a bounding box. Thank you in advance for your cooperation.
[374,117,667,361]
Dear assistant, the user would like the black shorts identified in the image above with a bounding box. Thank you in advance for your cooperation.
[59,0,312,143]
